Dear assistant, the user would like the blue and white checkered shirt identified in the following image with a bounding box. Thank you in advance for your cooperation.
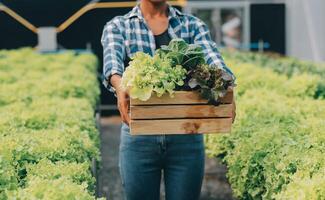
[101,4,235,93]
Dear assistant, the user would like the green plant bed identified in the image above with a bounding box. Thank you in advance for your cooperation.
[222,49,325,99]
[205,57,325,200]
[0,48,102,199]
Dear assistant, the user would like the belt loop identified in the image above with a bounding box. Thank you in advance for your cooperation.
[161,134,166,151]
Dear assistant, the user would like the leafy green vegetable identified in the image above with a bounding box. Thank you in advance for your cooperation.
[123,38,235,103]
[121,52,187,101]
[6,177,98,200]
[157,38,205,70]
[188,64,235,104]
[158,39,235,103]
[26,159,95,192]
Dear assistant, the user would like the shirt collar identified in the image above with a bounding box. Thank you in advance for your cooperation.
[127,4,183,20]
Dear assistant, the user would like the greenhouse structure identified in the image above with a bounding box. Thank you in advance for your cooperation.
[0,0,324,199]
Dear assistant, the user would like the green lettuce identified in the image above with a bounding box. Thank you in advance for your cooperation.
[156,38,205,70]
[121,52,187,101]
[157,38,235,103]
[122,39,236,102]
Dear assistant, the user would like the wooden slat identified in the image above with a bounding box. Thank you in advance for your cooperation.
[130,118,232,135]
[130,90,233,105]
[131,104,233,119]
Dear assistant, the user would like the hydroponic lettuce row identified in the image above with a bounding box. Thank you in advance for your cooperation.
[121,38,236,103]
[0,48,104,200]
[222,49,325,99]
[205,57,325,200]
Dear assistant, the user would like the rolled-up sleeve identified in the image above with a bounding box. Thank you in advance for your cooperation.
[192,18,236,80]
[100,19,125,93]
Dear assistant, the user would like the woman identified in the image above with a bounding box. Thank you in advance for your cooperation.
[101,0,236,199]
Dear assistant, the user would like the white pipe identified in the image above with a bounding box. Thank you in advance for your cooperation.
[302,0,321,61]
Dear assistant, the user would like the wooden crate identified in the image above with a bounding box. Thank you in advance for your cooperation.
[130,90,233,135]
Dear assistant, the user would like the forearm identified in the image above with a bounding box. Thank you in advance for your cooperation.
[101,19,125,94]
[110,74,123,94]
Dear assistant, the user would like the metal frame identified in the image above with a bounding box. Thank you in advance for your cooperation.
[55,0,187,33]
[184,1,251,50]
[0,4,38,33]
[0,0,187,34]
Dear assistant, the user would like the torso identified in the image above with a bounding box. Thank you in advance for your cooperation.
[124,15,170,66]
[154,29,171,49]
[119,6,194,65]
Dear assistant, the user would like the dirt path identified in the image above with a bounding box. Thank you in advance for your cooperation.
[97,118,234,200]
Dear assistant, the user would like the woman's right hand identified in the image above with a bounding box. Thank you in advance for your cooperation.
[116,90,130,126]
[110,74,130,125]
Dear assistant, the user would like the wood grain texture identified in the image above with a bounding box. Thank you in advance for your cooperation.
[131,104,233,119]
[130,90,233,105]
[130,118,232,135]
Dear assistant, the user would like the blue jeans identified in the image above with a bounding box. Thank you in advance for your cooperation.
[119,123,205,200]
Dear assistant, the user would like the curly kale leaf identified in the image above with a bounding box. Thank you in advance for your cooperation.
[189,64,236,103]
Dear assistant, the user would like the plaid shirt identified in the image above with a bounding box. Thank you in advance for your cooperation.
[101,4,235,93]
